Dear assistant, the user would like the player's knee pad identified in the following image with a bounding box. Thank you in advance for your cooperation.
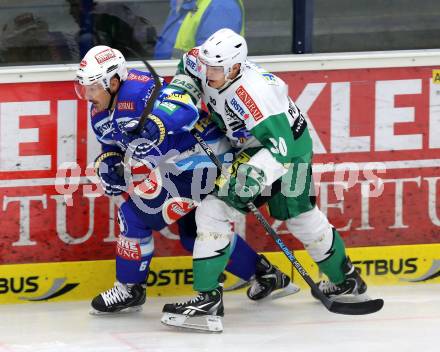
[285,206,334,262]
[193,231,231,260]
[195,195,235,235]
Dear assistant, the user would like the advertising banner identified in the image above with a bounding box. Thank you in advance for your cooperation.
[0,65,439,266]
[1,244,438,304]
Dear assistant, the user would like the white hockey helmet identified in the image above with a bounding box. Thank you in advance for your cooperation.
[198,28,247,77]
[74,45,128,100]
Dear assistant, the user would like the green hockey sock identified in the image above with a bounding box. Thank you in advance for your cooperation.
[317,229,347,284]
[193,244,231,292]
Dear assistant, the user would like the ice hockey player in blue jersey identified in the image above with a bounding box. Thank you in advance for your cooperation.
[74,45,299,315]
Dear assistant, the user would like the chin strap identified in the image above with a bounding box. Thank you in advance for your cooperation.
[107,79,124,110]
[215,64,245,91]
[215,72,243,91]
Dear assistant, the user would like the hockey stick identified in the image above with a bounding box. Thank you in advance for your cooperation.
[115,48,163,177]
[190,129,384,315]
[124,47,162,134]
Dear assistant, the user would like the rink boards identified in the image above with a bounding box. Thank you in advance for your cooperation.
[1,51,439,305]
[0,243,438,304]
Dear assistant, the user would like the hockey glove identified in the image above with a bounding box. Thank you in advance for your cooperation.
[122,116,166,160]
[220,164,266,209]
[94,151,128,196]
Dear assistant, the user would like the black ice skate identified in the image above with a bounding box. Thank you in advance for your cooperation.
[90,281,146,315]
[161,287,224,332]
[247,254,300,301]
[312,257,368,303]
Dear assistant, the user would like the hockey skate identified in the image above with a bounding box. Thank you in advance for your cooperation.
[90,281,146,315]
[247,254,300,301]
[161,287,224,333]
[312,257,369,303]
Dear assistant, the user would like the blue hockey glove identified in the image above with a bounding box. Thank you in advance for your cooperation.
[122,116,166,160]
[94,151,128,196]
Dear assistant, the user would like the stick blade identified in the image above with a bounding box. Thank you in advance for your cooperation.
[329,298,384,315]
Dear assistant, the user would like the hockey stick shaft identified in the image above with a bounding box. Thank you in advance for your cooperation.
[124,47,162,134]
[116,48,163,177]
[191,129,384,315]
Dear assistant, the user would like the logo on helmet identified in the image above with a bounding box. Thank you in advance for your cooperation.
[80,60,87,67]
[94,48,116,64]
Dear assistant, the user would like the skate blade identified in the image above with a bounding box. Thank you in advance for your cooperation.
[89,305,143,316]
[270,282,300,300]
[224,278,251,292]
[161,313,223,333]
[328,293,372,303]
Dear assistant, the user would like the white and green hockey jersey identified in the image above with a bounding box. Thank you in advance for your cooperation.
[172,47,313,184]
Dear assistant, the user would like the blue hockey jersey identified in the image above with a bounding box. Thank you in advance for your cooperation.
[90,69,230,170]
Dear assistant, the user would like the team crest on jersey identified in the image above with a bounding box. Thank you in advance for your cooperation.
[127,72,151,82]
[162,197,199,224]
[235,86,263,121]
[134,168,162,200]
[117,101,135,111]
[94,48,116,64]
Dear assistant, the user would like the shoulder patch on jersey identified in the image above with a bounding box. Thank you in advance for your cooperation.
[117,101,136,111]
[235,85,264,121]
[127,71,152,82]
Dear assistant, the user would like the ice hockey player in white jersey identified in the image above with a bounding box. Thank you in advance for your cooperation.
[158,29,371,332]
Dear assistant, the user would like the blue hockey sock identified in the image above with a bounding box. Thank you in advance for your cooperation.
[225,234,259,281]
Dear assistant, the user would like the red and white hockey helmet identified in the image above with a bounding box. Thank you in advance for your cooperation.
[74,45,128,100]
[197,28,247,78]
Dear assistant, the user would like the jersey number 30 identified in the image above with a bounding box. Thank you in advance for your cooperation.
[269,137,287,157]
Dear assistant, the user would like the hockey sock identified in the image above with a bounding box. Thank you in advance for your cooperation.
[316,229,347,284]
[193,243,231,292]
[225,234,258,281]
[116,235,154,283]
